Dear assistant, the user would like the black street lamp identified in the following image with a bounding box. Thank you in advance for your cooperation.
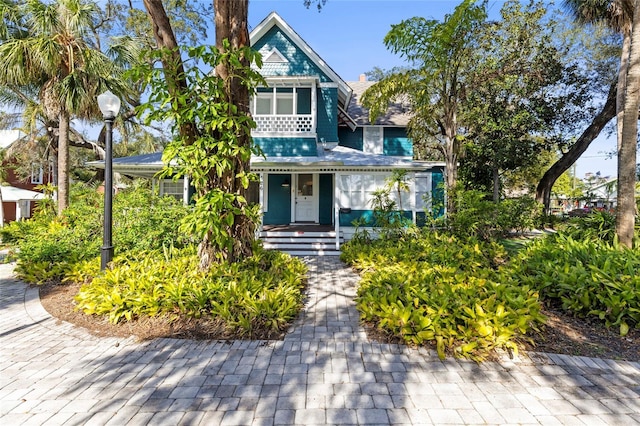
[97,90,121,270]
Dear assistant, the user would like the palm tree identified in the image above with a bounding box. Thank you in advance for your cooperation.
[563,0,638,248]
[0,0,127,215]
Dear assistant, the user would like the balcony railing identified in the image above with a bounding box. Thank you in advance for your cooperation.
[254,114,314,134]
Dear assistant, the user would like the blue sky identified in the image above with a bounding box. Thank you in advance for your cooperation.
[245,0,618,178]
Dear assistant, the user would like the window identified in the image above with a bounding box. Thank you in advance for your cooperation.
[339,174,387,210]
[252,87,310,116]
[363,127,383,154]
[414,173,432,212]
[30,164,43,185]
[160,179,184,202]
[276,91,294,115]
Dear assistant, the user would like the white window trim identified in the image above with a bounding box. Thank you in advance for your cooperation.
[363,126,384,155]
[30,164,44,185]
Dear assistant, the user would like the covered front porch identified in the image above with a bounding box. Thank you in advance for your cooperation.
[252,146,446,255]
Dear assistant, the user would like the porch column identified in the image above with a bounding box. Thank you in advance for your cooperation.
[15,201,22,222]
[411,172,417,224]
[183,176,189,205]
[311,80,317,135]
[334,172,340,250]
[258,173,264,233]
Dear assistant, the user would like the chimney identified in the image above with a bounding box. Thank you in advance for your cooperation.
[359,73,366,82]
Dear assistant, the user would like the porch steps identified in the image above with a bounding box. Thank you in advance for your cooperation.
[259,230,343,256]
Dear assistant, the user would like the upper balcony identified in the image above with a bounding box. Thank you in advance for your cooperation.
[251,79,317,137]
[254,114,314,134]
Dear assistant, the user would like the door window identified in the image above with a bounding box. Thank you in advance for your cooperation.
[298,173,313,196]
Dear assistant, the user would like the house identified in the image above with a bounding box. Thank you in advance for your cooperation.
[0,130,48,225]
[93,12,445,254]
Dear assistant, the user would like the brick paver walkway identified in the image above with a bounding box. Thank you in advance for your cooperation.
[1,258,639,425]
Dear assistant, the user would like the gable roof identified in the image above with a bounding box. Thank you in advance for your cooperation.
[0,130,25,149]
[346,81,411,127]
[250,11,352,109]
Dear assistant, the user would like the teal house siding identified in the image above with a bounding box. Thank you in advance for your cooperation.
[317,87,338,142]
[253,27,332,82]
[338,128,363,151]
[254,137,317,157]
[264,174,291,225]
[339,210,412,227]
[383,127,413,157]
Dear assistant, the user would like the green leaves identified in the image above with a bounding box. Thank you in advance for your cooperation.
[508,233,640,335]
[346,231,543,361]
[137,42,265,263]
[73,246,307,338]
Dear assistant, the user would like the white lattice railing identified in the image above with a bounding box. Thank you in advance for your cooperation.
[254,115,314,133]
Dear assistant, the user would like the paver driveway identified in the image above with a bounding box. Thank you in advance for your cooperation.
[1,258,639,425]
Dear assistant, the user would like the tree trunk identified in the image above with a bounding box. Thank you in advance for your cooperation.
[616,1,640,248]
[57,109,70,214]
[536,81,617,213]
[142,0,198,144]
[443,105,459,213]
[492,166,500,203]
[617,30,631,151]
[206,0,254,266]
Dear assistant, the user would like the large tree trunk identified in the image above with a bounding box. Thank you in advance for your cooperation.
[57,110,70,214]
[201,0,253,266]
[143,0,254,269]
[617,1,640,248]
[536,81,617,213]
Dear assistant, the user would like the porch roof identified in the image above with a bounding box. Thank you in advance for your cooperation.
[1,185,44,202]
[251,146,443,172]
[90,147,444,178]
[87,152,165,179]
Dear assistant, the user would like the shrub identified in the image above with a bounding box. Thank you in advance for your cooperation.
[11,183,192,284]
[446,189,542,241]
[506,233,640,336]
[563,210,616,243]
[74,245,307,338]
[343,231,544,360]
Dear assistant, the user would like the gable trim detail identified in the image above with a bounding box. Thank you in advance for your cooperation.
[250,12,352,108]
[264,47,288,63]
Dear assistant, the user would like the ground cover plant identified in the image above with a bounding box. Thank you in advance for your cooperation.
[74,245,306,338]
[508,232,640,337]
[342,230,545,361]
[342,189,638,360]
[3,183,307,339]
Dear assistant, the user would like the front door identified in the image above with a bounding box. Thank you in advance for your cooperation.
[294,173,318,222]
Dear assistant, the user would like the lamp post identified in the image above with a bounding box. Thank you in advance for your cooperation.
[97,90,121,270]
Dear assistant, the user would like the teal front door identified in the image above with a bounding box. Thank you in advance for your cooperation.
[263,174,292,225]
